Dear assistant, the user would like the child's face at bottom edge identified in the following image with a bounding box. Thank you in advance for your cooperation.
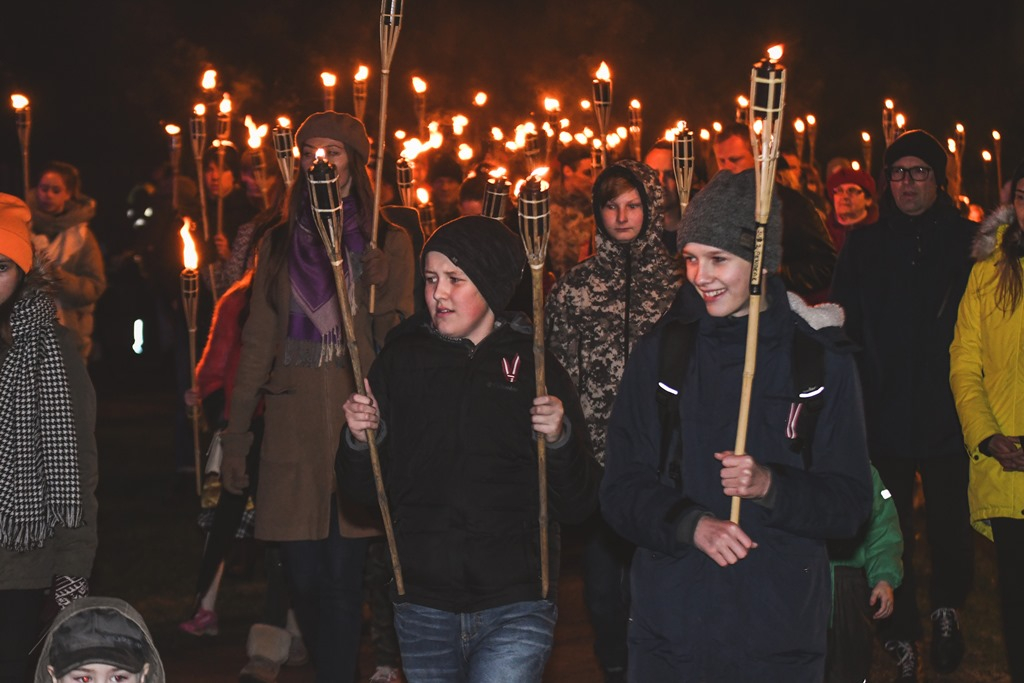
[49,662,150,683]
[423,251,495,345]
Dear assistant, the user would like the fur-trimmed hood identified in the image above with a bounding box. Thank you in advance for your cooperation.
[973,204,1015,261]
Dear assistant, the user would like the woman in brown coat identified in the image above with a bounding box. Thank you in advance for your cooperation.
[220,112,414,682]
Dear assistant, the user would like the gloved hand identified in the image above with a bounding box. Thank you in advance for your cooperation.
[54,575,89,610]
[361,246,389,287]
[219,431,254,495]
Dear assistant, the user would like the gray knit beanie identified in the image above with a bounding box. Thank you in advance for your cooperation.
[678,169,782,272]
[423,216,526,313]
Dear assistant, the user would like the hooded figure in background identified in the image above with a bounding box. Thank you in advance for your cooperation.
[545,159,682,680]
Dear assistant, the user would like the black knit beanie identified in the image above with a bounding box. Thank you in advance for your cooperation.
[678,169,783,272]
[884,129,948,182]
[422,216,526,313]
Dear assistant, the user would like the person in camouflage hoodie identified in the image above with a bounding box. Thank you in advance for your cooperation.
[545,159,682,681]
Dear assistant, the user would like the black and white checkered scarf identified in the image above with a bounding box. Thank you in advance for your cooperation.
[0,292,82,551]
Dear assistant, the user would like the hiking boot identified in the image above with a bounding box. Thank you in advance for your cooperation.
[885,640,921,683]
[931,607,965,673]
[178,608,218,636]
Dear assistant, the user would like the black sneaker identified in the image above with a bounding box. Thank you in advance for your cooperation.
[931,607,965,673]
[885,640,920,683]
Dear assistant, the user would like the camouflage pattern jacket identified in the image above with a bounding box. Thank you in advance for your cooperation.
[546,160,683,465]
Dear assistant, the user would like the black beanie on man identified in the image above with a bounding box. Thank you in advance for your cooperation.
[883,129,948,183]
[423,216,526,313]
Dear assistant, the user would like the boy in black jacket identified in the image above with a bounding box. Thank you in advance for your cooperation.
[339,216,599,683]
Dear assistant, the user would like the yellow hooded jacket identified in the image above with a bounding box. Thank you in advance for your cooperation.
[950,206,1024,540]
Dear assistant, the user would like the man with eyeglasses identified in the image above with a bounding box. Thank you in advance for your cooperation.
[825,167,878,253]
[831,130,976,683]
[548,144,597,279]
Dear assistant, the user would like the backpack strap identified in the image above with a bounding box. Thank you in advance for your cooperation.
[656,318,697,487]
[788,325,827,469]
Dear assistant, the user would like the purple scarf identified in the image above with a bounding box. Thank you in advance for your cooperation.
[287,193,366,357]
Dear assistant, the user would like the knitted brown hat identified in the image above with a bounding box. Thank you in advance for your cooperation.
[295,112,370,164]
[0,193,34,273]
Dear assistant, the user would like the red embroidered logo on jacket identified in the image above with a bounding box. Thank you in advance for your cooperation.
[502,354,521,383]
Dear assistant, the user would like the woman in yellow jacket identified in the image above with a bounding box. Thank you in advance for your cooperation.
[950,161,1024,682]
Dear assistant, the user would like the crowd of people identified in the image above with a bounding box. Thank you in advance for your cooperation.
[2,88,1024,683]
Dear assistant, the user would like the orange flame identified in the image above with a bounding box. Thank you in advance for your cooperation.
[354,65,369,81]
[806,114,816,126]
[180,220,198,270]
[595,61,611,81]
[321,72,337,88]
[165,124,181,136]
[736,95,749,108]
[544,97,560,112]
[884,99,894,110]
[861,131,871,142]
[992,130,1001,141]
[630,99,641,110]
[947,139,957,154]
[412,77,427,94]
[982,150,992,161]
[277,116,291,128]
[457,143,474,161]
[489,167,507,178]
[416,187,430,204]
[201,70,217,91]
[474,91,488,106]
[794,118,805,133]
[395,129,407,140]
[699,129,711,141]
[10,94,28,110]
[955,123,964,134]
[194,103,206,117]
[219,93,232,115]
[767,44,784,61]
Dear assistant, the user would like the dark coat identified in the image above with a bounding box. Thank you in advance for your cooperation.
[601,278,872,681]
[338,312,599,613]
[831,199,975,460]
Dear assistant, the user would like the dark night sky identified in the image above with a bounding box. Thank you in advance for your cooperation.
[2,0,1022,248]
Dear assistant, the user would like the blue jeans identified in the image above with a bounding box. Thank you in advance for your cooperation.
[393,599,557,683]
[279,499,369,683]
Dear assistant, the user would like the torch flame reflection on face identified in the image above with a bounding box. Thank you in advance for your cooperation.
[180,220,199,270]
[10,94,29,110]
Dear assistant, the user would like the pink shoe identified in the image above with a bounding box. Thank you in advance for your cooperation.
[179,608,219,636]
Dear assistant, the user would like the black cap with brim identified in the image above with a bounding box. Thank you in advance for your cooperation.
[49,609,151,678]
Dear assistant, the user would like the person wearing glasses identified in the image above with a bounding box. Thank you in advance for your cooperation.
[831,130,976,683]
[825,167,878,254]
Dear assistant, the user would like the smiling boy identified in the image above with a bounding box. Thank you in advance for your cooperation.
[600,169,872,681]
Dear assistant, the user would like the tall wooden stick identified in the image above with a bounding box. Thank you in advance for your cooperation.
[518,173,552,598]
[369,0,404,314]
[11,96,30,200]
[308,152,405,595]
[731,49,786,526]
